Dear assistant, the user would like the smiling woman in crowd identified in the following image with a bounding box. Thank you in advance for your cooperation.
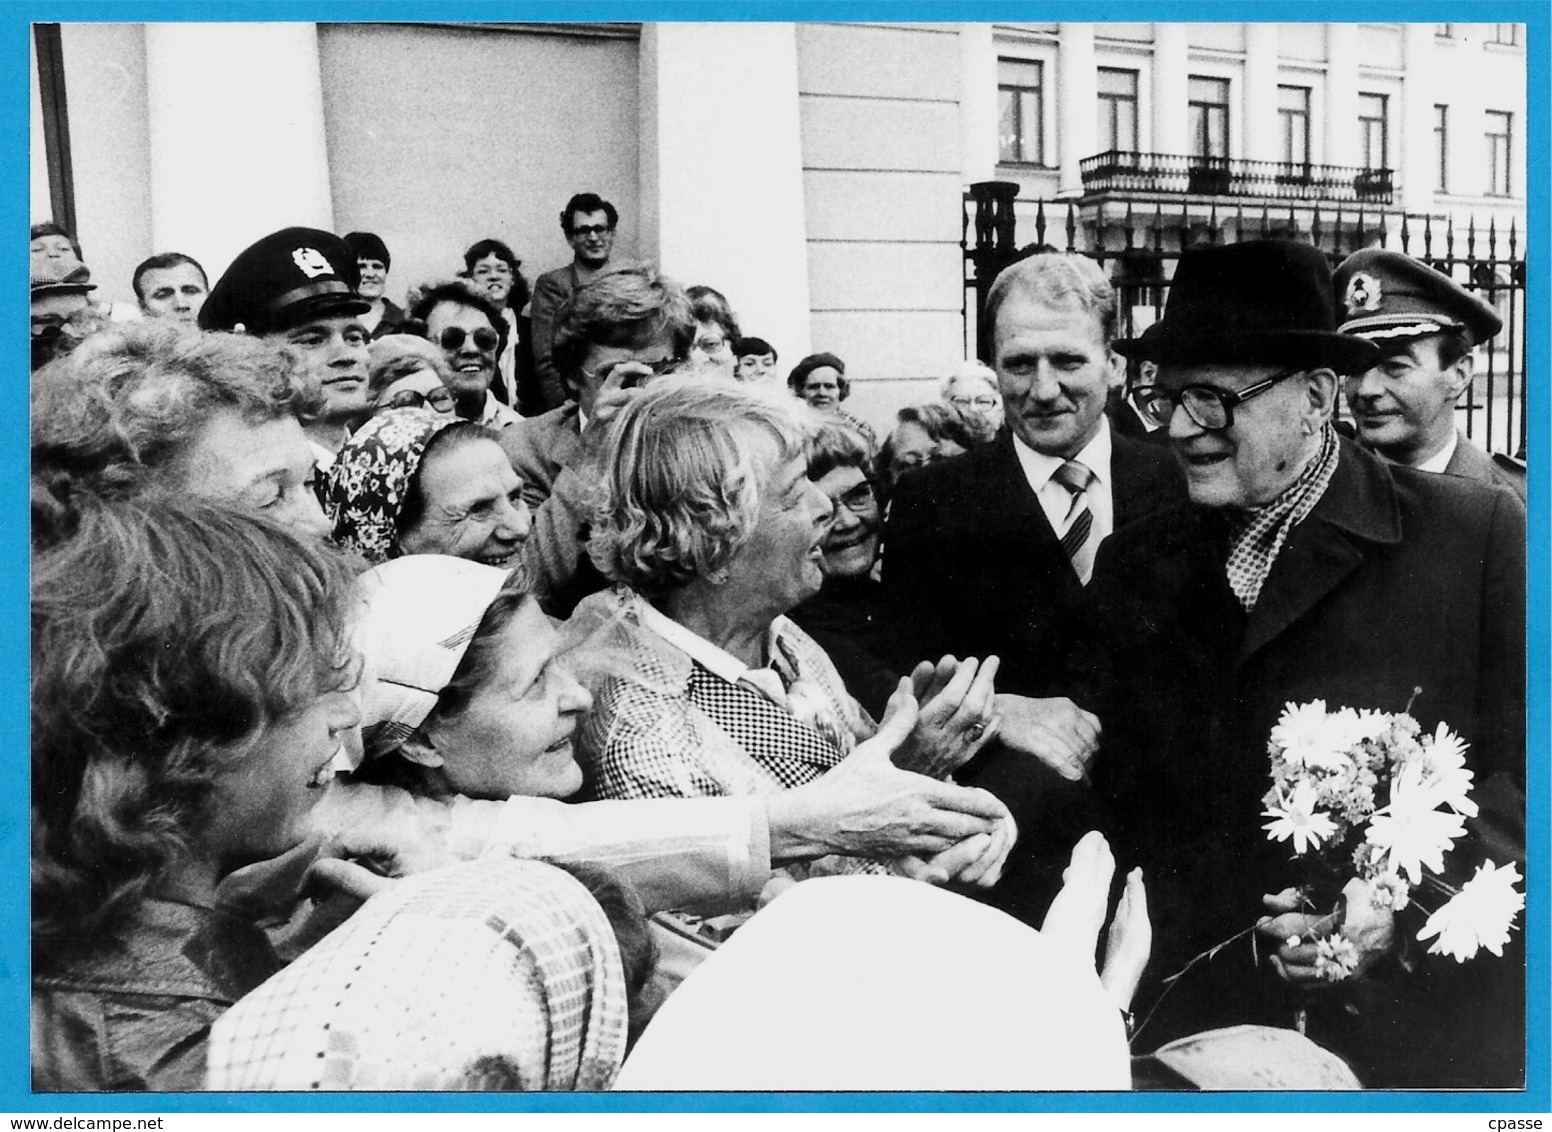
[576,381,1010,885]
[324,408,530,568]
[30,492,361,1091]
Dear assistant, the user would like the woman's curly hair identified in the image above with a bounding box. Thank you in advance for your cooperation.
[31,489,359,962]
[30,321,322,501]
[586,379,811,596]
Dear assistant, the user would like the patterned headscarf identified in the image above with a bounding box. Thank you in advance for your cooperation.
[206,858,629,1091]
[324,407,455,564]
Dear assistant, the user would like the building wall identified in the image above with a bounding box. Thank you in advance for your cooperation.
[52,23,153,309]
[796,22,967,428]
[317,22,640,306]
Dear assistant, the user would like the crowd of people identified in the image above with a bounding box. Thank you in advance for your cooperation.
[29,192,1526,1093]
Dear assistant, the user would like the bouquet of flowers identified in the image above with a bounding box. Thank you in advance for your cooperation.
[1259,699,1524,979]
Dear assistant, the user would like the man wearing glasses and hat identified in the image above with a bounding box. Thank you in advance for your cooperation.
[200,227,374,471]
[1077,240,1524,1088]
[1334,248,1524,505]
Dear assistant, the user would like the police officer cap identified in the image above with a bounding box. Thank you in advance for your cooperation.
[199,227,370,335]
[1333,248,1501,348]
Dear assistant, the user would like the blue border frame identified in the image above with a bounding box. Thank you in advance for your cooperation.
[8,0,1547,1115]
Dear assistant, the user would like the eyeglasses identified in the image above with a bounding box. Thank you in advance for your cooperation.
[949,395,998,410]
[438,326,501,353]
[693,335,729,355]
[571,224,612,238]
[1130,367,1304,431]
[830,482,878,515]
[381,387,456,412]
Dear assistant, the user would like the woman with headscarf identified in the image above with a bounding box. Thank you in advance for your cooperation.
[323,407,530,568]
[30,492,362,1091]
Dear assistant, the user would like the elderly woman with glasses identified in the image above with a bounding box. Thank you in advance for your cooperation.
[367,334,458,417]
[941,359,1005,442]
[576,380,1013,916]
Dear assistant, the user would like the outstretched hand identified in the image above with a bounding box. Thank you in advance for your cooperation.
[769,678,1013,864]
[892,655,1002,777]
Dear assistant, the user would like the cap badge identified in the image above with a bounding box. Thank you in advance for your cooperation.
[292,247,333,279]
[1345,272,1382,313]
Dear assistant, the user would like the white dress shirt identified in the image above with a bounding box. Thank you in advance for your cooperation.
[1010,419,1115,584]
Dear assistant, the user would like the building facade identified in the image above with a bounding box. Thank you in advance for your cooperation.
[31,21,1526,431]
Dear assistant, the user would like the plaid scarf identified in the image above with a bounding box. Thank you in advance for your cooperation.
[1224,425,1339,611]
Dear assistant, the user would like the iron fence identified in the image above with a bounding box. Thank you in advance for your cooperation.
[963,183,1528,457]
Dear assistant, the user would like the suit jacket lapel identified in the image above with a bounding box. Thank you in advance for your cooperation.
[988,430,1064,553]
[1238,439,1402,665]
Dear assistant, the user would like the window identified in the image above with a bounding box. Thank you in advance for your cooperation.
[1187,76,1230,160]
[1277,85,1311,168]
[1434,104,1449,193]
[1096,68,1139,153]
[1491,24,1520,46]
[1358,92,1389,170]
[998,58,1044,164]
[1486,111,1513,196]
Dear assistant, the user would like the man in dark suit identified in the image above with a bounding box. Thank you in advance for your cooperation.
[883,251,1181,703]
[1334,248,1526,505]
[879,252,1181,922]
[1085,240,1525,1087]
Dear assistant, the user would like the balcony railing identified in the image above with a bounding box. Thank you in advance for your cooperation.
[1079,151,1394,204]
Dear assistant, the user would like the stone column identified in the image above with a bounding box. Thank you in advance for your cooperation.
[959,23,998,184]
[145,23,334,278]
[1153,23,1190,155]
[639,23,812,359]
[1243,23,1280,165]
[1056,23,1097,195]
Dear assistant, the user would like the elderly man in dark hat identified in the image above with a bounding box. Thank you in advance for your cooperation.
[1334,248,1524,504]
[200,227,373,470]
[1076,239,1524,1088]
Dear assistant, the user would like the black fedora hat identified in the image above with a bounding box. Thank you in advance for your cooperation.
[1113,240,1379,376]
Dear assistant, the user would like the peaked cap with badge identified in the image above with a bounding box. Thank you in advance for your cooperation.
[199,226,370,336]
[1333,248,1502,348]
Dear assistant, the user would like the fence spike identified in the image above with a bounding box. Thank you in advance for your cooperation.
[1066,201,1078,252]
[1423,213,1433,260]
[1235,202,1245,244]
[1399,212,1411,254]
[1288,199,1297,235]
[1178,203,1188,252]
[1466,214,1477,261]
[1487,216,1497,263]
[1261,202,1270,239]
[1209,202,1219,243]
[1355,206,1364,248]
[1333,205,1344,254]
[1034,200,1048,248]
[1508,217,1518,260]
[1445,212,1455,262]
[1124,203,1135,250]
[1311,205,1322,249]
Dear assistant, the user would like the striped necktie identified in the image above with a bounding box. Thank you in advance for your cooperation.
[1050,459,1095,574]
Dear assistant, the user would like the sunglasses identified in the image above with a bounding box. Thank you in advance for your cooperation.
[438,326,501,353]
[381,387,456,412]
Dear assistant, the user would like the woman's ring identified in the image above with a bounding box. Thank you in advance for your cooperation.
[967,722,986,741]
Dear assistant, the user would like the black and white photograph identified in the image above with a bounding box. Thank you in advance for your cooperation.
[24,12,1538,1106]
